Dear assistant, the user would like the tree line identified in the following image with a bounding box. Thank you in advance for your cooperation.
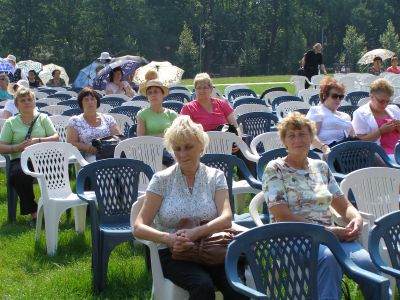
[1,0,400,79]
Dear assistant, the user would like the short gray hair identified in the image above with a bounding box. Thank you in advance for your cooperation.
[193,72,212,89]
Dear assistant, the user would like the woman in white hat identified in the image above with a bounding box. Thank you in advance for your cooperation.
[6,54,23,83]
[4,79,30,119]
[97,52,112,64]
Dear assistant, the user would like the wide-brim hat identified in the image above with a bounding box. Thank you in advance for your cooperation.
[8,79,29,95]
[140,79,169,96]
[6,54,16,62]
[97,52,112,60]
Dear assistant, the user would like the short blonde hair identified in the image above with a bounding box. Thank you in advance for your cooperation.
[14,86,36,106]
[144,70,158,81]
[164,115,209,156]
[370,78,394,98]
[277,112,316,143]
[193,72,212,89]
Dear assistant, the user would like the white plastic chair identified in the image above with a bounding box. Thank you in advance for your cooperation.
[297,88,318,102]
[34,91,51,100]
[169,89,191,99]
[275,101,310,120]
[40,105,70,116]
[359,74,379,92]
[97,104,112,113]
[250,132,284,155]
[107,113,133,136]
[310,74,325,87]
[357,97,370,106]
[20,142,90,255]
[122,100,150,109]
[290,75,311,95]
[262,91,292,106]
[224,84,249,98]
[114,136,164,192]
[249,191,267,226]
[49,115,70,142]
[233,104,271,118]
[339,75,359,91]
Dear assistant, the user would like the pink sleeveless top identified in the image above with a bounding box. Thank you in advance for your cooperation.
[375,116,400,154]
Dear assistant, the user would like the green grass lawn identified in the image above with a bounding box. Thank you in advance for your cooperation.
[0,75,368,299]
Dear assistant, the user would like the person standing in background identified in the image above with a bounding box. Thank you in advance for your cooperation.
[304,43,327,88]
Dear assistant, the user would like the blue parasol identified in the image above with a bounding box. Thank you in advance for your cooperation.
[0,59,15,74]
[93,60,142,90]
[73,61,103,89]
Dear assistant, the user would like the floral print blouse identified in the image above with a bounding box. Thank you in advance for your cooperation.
[147,163,228,249]
[262,157,343,226]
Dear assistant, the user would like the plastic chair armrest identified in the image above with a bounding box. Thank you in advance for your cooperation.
[235,137,259,162]
[235,158,262,190]
[332,172,345,182]
[329,206,348,227]
[20,154,44,179]
[249,192,265,226]
[359,211,375,223]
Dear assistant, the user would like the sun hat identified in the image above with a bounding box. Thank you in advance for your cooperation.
[6,54,16,63]
[8,79,29,95]
[97,52,112,60]
[140,79,169,96]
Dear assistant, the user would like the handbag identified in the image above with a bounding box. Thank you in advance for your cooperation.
[92,134,126,160]
[170,218,242,266]
[215,123,238,135]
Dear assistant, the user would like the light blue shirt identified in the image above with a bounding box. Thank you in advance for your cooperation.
[0,90,12,100]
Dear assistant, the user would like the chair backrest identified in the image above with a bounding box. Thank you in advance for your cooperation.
[38,87,58,95]
[256,148,320,180]
[114,137,164,191]
[271,95,302,111]
[227,88,257,103]
[339,75,359,91]
[20,142,84,198]
[250,132,284,155]
[62,108,82,116]
[233,97,265,109]
[35,102,48,109]
[310,74,325,86]
[276,101,311,120]
[103,94,131,101]
[262,91,291,106]
[236,112,279,137]
[40,105,71,116]
[109,106,141,123]
[122,100,150,109]
[337,105,358,120]
[76,158,153,225]
[49,115,70,142]
[58,99,80,108]
[357,97,370,106]
[345,91,369,106]
[107,113,134,137]
[163,93,190,103]
[169,85,190,92]
[132,95,147,101]
[99,96,125,108]
[308,94,320,106]
[34,91,50,100]
[226,223,340,300]
[97,104,112,113]
[233,104,271,118]
[47,93,72,101]
[340,167,400,222]
[327,141,393,175]
[169,89,191,99]
[297,88,319,102]
[224,84,249,97]
[162,101,183,114]
[259,86,287,100]
[36,98,60,106]
[290,75,309,95]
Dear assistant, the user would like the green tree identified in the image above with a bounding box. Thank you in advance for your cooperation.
[380,20,400,56]
[176,23,199,78]
[341,25,367,72]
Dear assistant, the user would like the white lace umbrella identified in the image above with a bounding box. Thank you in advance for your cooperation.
[133,61,184,86]
[358,49,395,65]
[16,60,42,77]
[39,63,69,85]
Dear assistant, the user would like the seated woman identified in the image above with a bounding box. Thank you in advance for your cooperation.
[368,56,384,76]
[262,112,380,300]
[137,79,177,166]
[46,69,66,87]
[134,116,247,300]
[0,86,59,222]
[138,70,159,96]
[352,78,400,158]
[306,77,356,151]
[67,87,121,162]
[105,66,135,97]
[27,70,43,88]
[386,55,400,74]
[4,80,30,119]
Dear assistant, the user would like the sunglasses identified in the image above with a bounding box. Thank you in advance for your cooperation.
[329,93,345,100]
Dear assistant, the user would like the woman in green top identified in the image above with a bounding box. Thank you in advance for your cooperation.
[0,87,59,222]
[137,80,178,166]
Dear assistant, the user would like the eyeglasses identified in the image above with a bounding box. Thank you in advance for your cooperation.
[373,95,391,104]
[329,93,345,100]
[0,78,5,81]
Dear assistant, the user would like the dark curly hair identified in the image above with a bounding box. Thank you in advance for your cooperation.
[77,87,101,109]
[109,66,123,82]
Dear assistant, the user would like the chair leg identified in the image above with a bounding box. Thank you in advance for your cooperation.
[98,243,114,292]
[73,205,87,233]
[44,205,62,256]
[35,203,44,240]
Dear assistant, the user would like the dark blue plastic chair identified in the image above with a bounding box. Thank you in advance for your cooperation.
[162,101,183,114]
[237,112,279,139]
[327,141,400,182]
[109,106,141,124]
[99,97,125,108]
[62,108,82,116]
[260,87,287,99]
[200,154,263,227]
[227,88,257,103]
[47,92,73,101]
[163,93,190,103]
[35,102,48,109]
[226,222,389,300]
[233,97,265,109]
[337,105,359,120]
[58,99,80,108]
[294,108,310,115]
[76,158,154,292]
[38,88,57,95]
[394,142,400,164]
[271,95,302,111]
[309,94,320,106]
[132,95,147,101]
[256,148,320,180]
[345,91,369,106]
[169,86,190,92]
[128,124,137,137]
[369,210,400,292]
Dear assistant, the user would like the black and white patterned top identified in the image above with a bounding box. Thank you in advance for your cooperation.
[147,163,228,249]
